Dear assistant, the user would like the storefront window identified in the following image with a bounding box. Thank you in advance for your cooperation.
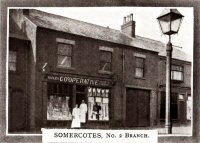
[87,87,109,121]
[47,83,73,120]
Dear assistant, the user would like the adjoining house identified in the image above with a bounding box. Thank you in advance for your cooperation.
[8,9,191,132]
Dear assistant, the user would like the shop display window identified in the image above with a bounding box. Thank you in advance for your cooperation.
[47,83,73,120]
[87,87,110,121]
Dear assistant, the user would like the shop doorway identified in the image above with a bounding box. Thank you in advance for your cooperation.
[179,100,186,122]
[76,85,87,106]
[126,88,150,127]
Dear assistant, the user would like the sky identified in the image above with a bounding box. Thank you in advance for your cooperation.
[37,7,194,56]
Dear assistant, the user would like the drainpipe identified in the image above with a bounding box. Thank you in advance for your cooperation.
[122,48,125,126]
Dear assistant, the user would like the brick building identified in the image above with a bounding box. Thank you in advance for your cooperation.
[8,9,191,132]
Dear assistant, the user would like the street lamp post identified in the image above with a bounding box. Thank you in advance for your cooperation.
[157,9,184,134]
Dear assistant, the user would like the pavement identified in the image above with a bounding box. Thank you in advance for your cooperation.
[155,122,192,135]
[8,122,192,135]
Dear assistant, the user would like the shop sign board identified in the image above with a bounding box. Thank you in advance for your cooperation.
[46,74,113,87]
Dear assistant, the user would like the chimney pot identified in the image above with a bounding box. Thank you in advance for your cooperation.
[130,13,133,21]
[121,13,136,37]
[123,17,126,24]
[127,15,130,22]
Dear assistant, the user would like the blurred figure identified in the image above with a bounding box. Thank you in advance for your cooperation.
[93,102,101,120]
[71,104,81,128]
[80,100,87,128]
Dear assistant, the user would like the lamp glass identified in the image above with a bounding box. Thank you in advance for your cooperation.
[158,20,170,34]
[157,9,183,35]
[171,18,182,33]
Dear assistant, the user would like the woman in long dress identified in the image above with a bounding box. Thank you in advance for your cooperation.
[71,104,81,128]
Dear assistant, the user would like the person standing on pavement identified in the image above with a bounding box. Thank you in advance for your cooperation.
[71,104,81,129]
[80,100,87,128]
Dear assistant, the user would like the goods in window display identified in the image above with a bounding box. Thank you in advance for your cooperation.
[88,87,92,96]
[93,88,97,96]
[95,97,102,103]
[102,89,105,97]
[88,97,95,120]
[105,89,109,97]
[87,87,110,121]
[97,88,101,96]
[47,95,72,120]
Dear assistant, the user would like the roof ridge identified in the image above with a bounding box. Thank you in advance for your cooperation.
[136,35,165,45]
[31,9,121,33]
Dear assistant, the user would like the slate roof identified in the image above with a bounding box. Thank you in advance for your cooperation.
[20,9,191,62]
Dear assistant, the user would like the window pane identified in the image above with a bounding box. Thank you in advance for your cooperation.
[100,51,112,62]
[9,63,16,71]
[172,65,183,71]
[136,58,144,68]
[57,43,72,56]
[99,62,111,71]
[9,51,17,62]
[171,71,183,80]
[135,68,144,77]
[57,56,71,68]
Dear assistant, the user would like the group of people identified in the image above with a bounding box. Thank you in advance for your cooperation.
[71,100,103,128]
[71,100,87,128]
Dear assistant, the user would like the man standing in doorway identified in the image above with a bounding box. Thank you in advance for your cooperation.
[80,100,87,128]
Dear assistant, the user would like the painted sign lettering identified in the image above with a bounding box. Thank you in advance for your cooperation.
[46,74,112,87]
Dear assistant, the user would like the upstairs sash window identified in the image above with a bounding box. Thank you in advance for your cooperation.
[171,65,183,81]
[57,43,73,68]
[135,57,145,78]
[99,50,112,72]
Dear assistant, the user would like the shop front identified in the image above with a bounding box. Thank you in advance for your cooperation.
[158,86,191,124]
[42,73,113,129]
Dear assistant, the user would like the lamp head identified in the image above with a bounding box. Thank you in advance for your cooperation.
[157,8,184,35]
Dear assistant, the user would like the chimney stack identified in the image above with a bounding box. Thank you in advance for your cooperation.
[121,13,135,37]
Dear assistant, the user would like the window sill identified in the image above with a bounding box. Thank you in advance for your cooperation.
[134,76,146,80]
[98,70,113,75]
[87,120,109,122]
[56,66,75,71]
[171,79,184,83]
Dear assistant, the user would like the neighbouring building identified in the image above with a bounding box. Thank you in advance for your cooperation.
[8,9,192,132]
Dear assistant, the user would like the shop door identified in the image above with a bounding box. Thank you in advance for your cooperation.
[126,88,150,127]
[76,85,87,106]
[179,101,186,122]
[9,90,26,132]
